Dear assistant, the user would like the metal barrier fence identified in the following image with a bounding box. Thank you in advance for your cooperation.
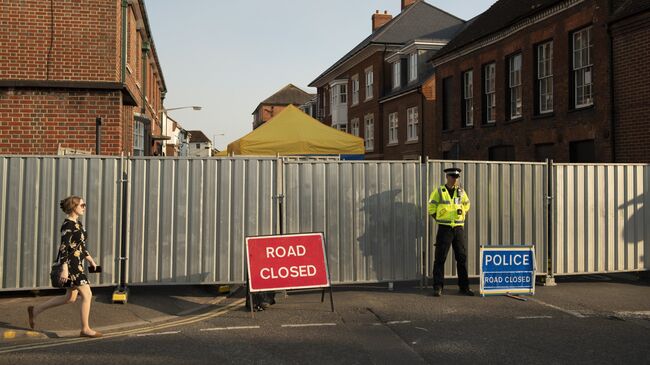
[426,161,549,279]
[552,164,649,275]
[283,161,423,284]
[1,156,648,291]
[127,157,279,285]
[0,156,123,290]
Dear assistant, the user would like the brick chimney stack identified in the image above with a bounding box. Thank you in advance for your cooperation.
[401,0,417,11]
[372,10,392,32]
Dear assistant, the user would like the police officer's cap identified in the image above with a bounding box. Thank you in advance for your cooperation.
[444,167,462,177]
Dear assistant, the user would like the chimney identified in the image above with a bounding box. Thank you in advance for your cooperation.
[401,0,417,11]
[372,10,392,32]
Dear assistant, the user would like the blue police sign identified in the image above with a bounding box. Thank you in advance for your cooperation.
[480,246,536,296]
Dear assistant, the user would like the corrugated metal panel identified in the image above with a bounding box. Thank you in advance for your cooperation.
[427,161,548,278]
[0,157,122,291]
[553,164,648,275]
[126,158,277,285]
[283,161,423,284]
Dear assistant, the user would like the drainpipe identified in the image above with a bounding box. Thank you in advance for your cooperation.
[141,41,150,114]
[121,0,127,84]
[419,88,426,159]
[607,24,616,162]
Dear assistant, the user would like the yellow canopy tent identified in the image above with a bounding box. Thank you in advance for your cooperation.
[227,105,364,158]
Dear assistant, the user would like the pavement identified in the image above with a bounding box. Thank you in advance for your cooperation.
[0,273,649,364]
[0,284,234,340]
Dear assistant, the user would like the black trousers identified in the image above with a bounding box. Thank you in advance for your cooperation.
[433,225,469,290]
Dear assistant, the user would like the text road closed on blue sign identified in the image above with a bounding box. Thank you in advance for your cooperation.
[480,246,535,296]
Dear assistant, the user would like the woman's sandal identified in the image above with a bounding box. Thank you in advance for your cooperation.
[79,331,103,338]
[27,306,34,330]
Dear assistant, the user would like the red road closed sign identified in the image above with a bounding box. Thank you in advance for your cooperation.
[246,233,330,292]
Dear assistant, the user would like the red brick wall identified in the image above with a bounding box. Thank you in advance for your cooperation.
[0,89,124,155]
[434,0,613,162]
[611,12,650,163]
[382,92,428,160]
[0,0,121,82]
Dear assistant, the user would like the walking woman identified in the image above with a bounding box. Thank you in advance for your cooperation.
[27,196,102,338]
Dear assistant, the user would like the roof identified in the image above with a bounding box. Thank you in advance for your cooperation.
[229,105,364,156]
[309,0,465,87]
[253,84,315,114]
[431,0,563,61]
[187,130,211,143]
[610,0,650,22]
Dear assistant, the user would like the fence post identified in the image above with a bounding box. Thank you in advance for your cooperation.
[423,157,430,288]
[543,159,557,286]
[112,155,130,302]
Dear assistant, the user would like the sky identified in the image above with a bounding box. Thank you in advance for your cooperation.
[146,0,496,151]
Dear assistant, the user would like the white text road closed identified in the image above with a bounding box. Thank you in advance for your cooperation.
[246,233,330,292]
[480,246,536,296]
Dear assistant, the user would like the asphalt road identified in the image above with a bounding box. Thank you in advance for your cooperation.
[1,276,649,364]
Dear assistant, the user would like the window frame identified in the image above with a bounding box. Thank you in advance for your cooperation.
[483,63,496,124]
[572,26,593,109]
[392,61,401,90]
[351,118,360,137]
[364,114,374,152]
[408,52,418,82]
[388,112,399,145]
[365,67,374,101]
[406,107,419,142]
[537,41,554,114]
[462,70,474,127]
[351,75,359,105]
[133,120,145,156]
[508,53,523,120]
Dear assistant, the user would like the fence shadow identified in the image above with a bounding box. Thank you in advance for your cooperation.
[620,193,647,265]
[357,189,423,281]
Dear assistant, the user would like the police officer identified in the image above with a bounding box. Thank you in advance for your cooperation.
[428,167,474,297]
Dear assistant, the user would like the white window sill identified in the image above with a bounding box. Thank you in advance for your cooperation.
[387,142,399,147]
[365,97,374,102]
[405,139,419,144]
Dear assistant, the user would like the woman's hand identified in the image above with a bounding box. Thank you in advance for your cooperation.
[59,264,69,286]
[87,255,97,269]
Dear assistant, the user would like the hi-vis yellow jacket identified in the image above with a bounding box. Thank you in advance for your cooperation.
[427,185,471,227]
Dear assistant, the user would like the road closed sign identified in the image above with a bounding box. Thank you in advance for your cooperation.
[246,233,330,292]
[480,246,536,296]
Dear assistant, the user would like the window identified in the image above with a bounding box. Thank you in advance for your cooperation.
[388,112,398,145]
[364,114,374,151]
[407,107,418,141]
[569,139,595,162]
[351,75,359,105]
[537,41,553,114]
[365,67,374,100]
[534,143,554,162]
[351,118,360,137]
[573,27,593,108]
[489,145,515,161]
[508,53,522,119]
[133,121,144,156]
[392,61,401,89]
[408,52,418,82]
[337,123,348,133]
[339,84,347,104]
[196,143,200,149]
[442,77,453,130]
[462,70,474,127]
[484,63,496,124]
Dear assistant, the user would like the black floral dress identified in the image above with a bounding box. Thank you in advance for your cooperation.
[58,218,90,287]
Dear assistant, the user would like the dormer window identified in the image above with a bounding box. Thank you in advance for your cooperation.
[392,61,401,89]
[408,52,418,82]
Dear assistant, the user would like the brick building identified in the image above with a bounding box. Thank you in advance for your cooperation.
[0,0,166,156]
[310,0,464,160]
[252,84,315,130]
[610,1,650,162]
[431,0,650,163]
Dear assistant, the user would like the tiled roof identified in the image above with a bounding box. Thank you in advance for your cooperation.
[431,0,563,61]
[187,130,211,143]
[610,0,650,22]
[309,0,464,86]
[259,84,314,106]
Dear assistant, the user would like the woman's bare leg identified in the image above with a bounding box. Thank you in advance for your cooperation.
[76,284,96,334]
[33,288,78,317]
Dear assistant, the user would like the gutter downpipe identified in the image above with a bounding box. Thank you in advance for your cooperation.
[121,0,127,84]
[607,23,616,162]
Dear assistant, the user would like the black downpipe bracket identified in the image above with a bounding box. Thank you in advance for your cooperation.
[95,117,102,155]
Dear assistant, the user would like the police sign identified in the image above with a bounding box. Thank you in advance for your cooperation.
[480,246,536,296]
